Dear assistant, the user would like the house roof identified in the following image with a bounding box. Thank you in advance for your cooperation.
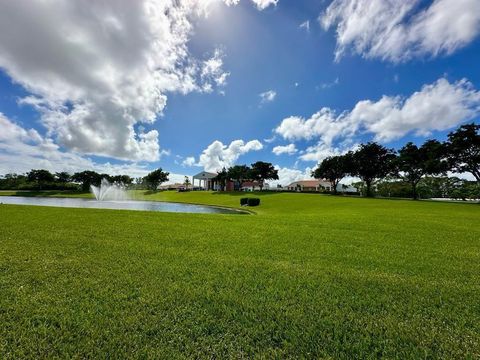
[287,179,330,188]
[192,171,217,179]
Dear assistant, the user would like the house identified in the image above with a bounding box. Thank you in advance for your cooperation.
[286,180,358,193]
[286,180,331,192]
[157,183,189,191]
[241,181,269,192]
[192,171,219,190]
[191,171,270,191]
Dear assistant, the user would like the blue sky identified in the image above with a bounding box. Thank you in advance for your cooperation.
[0,0,479,184]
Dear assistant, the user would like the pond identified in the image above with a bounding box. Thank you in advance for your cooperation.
[0,196,248,215]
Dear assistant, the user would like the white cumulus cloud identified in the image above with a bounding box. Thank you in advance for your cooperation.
[0,113,175,179]
[276,78,480,149]
[182,156,197,167]
[320,0,480,62]
[0,0,230,162]
[272,144,297,155]
[275,78,480,162]
[251,0,278,10]
[197,139,263,172]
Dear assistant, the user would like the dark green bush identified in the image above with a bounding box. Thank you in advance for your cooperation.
[247,198,260,206]
[240,198,260,206]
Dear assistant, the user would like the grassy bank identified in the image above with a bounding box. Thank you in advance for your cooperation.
[1,192,479,358]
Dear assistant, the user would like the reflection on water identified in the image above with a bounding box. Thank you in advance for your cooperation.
[0,196,247,215]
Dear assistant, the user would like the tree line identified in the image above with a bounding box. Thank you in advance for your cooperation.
[312,123,479,199]
[0,168,170,192]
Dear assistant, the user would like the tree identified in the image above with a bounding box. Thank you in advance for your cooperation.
[72,171,102,192]
[26,169,55,190]
[183,176,191,190]
[227,165,251,190]
[396,140,448,199]
[55,171,71,183]
[214,167,229,191]
[446,123,480,181]
[143,168,169,190]
[0,173,27,190]
[351,142,396,197]
[250,161,278,191]
[312,154,352,194]
[111,175,133,185]
[376,179,412,198]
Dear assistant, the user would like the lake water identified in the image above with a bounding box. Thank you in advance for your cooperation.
[0,196,247,215]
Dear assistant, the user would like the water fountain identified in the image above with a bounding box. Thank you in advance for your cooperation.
[90,178,129,201]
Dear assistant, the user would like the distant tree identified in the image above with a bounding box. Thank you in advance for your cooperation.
[26,169,55,190]
[214,167,229,191]
[376,178,412,198]
[0,173,27,190]
[183,176,191,189]
[143,168,169,190]
[351,181,366,196]
[227,165,251,190]
[396,140,448,199]
[312,153,352,194]
[111,175,133,185]
[72,171,102,192]
[446,123,480,181]
[250,161,278,191]
[55,171,71,183]
[417,176,455,199]
[351,142,396,197]
[99,173,112,182]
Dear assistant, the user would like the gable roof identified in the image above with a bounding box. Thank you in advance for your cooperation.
[192,171,217,179]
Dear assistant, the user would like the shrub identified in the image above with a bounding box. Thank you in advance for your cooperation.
[247,198,260,206]
[240,198,260,206]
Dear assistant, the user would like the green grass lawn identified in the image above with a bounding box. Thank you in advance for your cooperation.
[1,192,479,358]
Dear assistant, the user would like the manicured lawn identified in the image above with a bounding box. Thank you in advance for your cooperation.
[1,192,479,358]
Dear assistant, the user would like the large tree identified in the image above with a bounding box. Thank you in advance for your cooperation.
[143,168,169,190]
[227,165,251,190]
[352,142,396,197]
[26,169,55,190]
[250,161,278,190]
[446,123,480,181]
[214,167,229,191]
[312,153,352,194]
[72,171,102,192]
[396,140,448,199]
[55,171,71,183]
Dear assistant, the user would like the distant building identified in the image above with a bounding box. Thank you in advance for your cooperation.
[286,180,357,193]
[157,183,186,190]
[241,181,269,192]
[191,171,270,191]
[286,180,331,192]
[192,171,218,190]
